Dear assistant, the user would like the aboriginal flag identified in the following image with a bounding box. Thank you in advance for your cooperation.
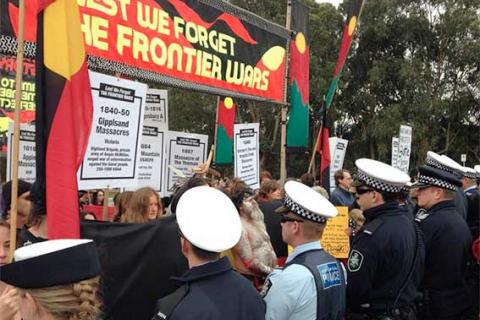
[214,96,236,164]
[325,0,364,110]
[287,0,310,150]
[34,0,93,238]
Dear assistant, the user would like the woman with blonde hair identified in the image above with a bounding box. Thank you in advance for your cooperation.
[120,187,162,223]
[112,191,133,222]
[0,239,102,320]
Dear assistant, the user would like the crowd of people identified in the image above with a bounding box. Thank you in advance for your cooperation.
[0,150,478,320]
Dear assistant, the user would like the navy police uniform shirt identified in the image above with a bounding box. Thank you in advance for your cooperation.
[262,241,347,320]
[347,202,421,311]
[153,256,265,320]
[415,200,473,318]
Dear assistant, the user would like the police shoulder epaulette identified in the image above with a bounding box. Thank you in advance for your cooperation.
[362,219,383,236]
[414,208,431,223]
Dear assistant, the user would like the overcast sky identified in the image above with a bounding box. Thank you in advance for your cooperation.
[315,0,343,7]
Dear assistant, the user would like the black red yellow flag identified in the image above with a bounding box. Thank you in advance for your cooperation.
[325,0,364,109]
[214,97,236,164]
[35,0,93,238]
[287,0,310,150]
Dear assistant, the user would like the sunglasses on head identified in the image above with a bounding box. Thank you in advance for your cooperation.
[280,214,304,223]
[356,188,375,195]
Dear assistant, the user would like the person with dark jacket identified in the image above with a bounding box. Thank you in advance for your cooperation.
[152,186,265,320]
[413,165,475,320]
[347,159,424,319]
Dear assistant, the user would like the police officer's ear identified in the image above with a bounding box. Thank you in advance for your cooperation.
[180,237,189,256]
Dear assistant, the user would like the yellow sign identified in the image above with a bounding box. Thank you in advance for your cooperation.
[322,206,350,258]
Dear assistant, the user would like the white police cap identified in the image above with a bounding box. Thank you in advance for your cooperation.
[462,166,477,179]
[176,186,241,252]
[425,151,463,175]
[354,158,410,192]
[276,181,337,224]
[475,165,480,178]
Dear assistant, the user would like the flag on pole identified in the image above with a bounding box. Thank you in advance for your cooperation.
[325,0,364,110]
[34,0,93,239]
[287,0,310,150]
[214,96,236,164]
[316,106,331,191]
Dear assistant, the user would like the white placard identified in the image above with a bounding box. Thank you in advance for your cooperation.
[328,137,349,192]
[78,71,147,189]
[144,89,168,130]
[136,126,165,195]
[461,154,467,163]
[164,131,208,195]
[397,125,412,173]
[234,123,260,189]
[7,123,36,183]
[391,137,400,168]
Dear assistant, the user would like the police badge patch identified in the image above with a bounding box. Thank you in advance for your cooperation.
[348,250,364,272]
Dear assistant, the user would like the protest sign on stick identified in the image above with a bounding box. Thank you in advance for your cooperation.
[234,123,260,189]
[78,71,147,189]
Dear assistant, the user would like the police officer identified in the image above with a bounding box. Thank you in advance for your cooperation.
[347,159,423,319]
[152,186,265,320]
[413,165,475,319]
[424,151,468,219]
[261,180,346,320]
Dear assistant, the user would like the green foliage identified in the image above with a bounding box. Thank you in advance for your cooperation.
[335,0,480,172]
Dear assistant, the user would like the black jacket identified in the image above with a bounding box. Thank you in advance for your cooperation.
[153,257,265,320]
[415,200,473,318]
[347,202,423,312]
[259,199,287,258]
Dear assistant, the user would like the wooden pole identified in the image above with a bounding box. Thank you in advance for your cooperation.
[213,96,220,164]
[9,0,26,261]
[281,0,293,184]
[308,123,323,174]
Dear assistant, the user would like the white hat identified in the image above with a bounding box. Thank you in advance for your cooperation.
[475,165,480,178]
[276,181,337,223]
[176,186,241,252]
[462,166,477,179]
[425,151,463,175]
[1,239,100,288]
[354,158,410,192]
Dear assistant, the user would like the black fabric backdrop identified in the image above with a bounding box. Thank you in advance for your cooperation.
[81,215,188,320]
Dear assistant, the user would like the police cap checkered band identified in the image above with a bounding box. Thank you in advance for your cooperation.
[425,156,454,173]
[283,194,328,224]
[413,165,462,191]
[425,152,463,177]
[462,167,477,179]
[416,174,458,191]
[357,170,403,193]
[354,159,410,194]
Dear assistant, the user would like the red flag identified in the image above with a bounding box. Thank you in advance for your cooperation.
[316,109,331,191]
[35,0,93,238]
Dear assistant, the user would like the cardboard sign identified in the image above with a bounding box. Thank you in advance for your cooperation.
[78,71,147,189]
[329,137,348,192]
[322,206,350,259]
[234,123,260,189]
[7,123,36,183]
[136,126,165,195]
[144,89,168,130]
[164,131,208,194]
